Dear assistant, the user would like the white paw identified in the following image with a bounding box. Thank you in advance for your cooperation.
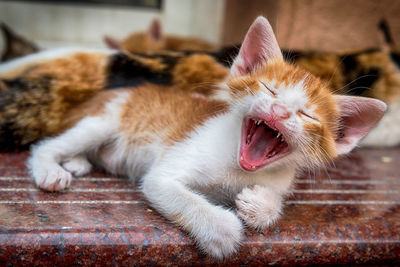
[62,156,92,177]
[196,209,243,260]
[235,185,282,230]
[32,164,72,191]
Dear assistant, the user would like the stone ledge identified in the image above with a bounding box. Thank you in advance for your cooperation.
[0,148,399,265]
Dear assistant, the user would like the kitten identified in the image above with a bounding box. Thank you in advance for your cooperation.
[25,17,385,259]
[104,19,217,53]
[0,22,39,62]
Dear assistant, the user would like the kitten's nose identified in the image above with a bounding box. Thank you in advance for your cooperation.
[271,103,291,119]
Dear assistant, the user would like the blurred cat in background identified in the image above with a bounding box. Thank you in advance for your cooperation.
[104,19,217,53]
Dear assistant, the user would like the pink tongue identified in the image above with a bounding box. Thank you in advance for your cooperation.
[243,126,279,166]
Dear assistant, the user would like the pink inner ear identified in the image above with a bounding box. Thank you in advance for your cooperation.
[104,36,120,49]
[231,16,282,76]
[149,19,162,41]
[335,95,387,155]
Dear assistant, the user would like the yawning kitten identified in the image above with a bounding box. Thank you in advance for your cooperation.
[26,17,386,259]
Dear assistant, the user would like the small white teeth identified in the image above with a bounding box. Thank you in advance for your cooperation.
[277,133,281,138]
[281,137,284,142]
[266,150,277,159]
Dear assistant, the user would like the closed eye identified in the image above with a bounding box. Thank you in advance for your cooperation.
[259,81,276,97]
[298,110,319,123]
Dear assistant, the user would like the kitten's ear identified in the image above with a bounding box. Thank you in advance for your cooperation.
[334,95,387,155]
[1,22,39,61]
[230,16,283,76]
[148,19,163,41]
[104,36,121,49]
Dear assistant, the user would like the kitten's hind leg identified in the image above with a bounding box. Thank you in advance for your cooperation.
[141,167,243,260]
[29,116,117,191]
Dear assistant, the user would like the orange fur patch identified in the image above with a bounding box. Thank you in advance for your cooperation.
[119,85,229,145]
[172,54,229,95]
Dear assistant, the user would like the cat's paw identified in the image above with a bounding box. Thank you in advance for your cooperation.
[32,164,72,191]
[62,156,92,177]
[235,185,282,230]
[196,209,243,260]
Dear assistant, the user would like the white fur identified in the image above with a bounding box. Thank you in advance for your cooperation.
[29,91,128,191]
[0,47,116,74]
[360,98,400,147]
[236,185,283,229]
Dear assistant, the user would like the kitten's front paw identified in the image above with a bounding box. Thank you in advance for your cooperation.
[197,209,243,260]
[62,156,92,177]
[235,185,282,230]
[32,165,72,191]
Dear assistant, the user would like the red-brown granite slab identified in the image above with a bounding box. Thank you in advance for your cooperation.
[0,147,399,265]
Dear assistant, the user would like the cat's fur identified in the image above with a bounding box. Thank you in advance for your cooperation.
[104,19,217,53]
[8,17,385,259]
[0,48,229,150]
[0,22,39,62]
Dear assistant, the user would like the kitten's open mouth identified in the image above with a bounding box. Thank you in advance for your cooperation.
[239,117,291,171]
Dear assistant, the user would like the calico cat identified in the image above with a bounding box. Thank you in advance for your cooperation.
[0,22,39,62]
[7,17,386,259]
[104,19,217,53]
[0,48,229,150]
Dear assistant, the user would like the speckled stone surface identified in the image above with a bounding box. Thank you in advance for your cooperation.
[0,147,399,265]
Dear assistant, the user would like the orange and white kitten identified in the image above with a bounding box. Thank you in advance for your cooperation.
[29,17,386,259]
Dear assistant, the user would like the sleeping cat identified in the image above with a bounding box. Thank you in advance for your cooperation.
[0,47,229,151]
[4,17,386,259]
[104,19,217,53]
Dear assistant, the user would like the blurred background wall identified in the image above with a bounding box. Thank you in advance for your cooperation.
[0,0,225,49]
[0,0,400,52]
